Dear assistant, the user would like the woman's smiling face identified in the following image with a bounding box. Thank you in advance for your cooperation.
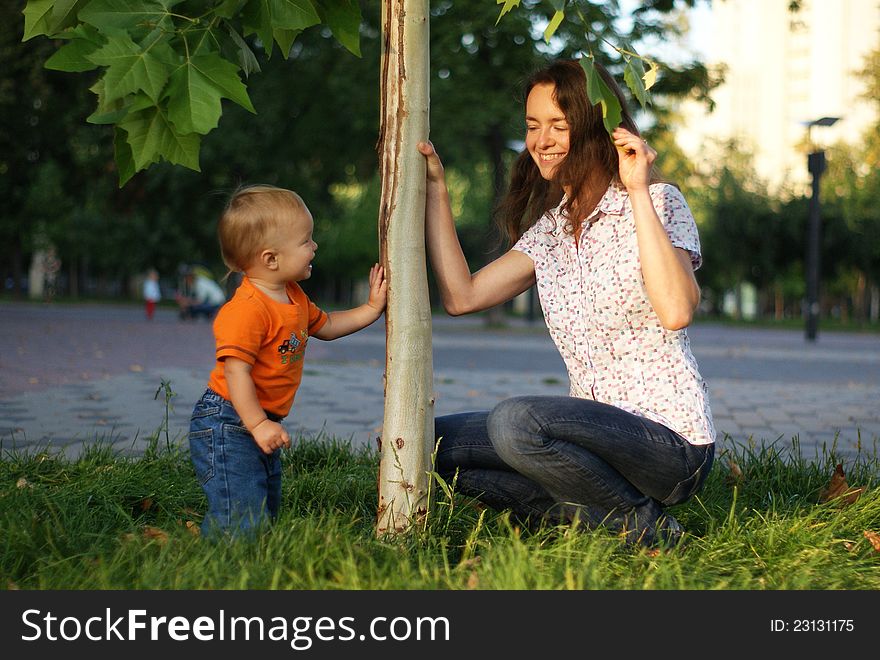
[525,82,569,180]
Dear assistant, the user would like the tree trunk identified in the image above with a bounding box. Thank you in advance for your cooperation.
[376,0,433,535]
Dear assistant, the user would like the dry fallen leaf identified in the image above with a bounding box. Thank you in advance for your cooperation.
[725,459,744,487]
[16,477,33,489]
[466,572,480,590]
[819,464,863,506]
[457,556,481,570]
[141,526,169,545]
[864,531,880,552]
[646,548,662,558]
[184,520,200,537]
[139,497,154,512]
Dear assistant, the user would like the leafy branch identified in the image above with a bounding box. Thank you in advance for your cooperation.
[22,0,363,185]
[495,0,660,133]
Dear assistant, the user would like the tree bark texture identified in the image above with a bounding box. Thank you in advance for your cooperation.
[376,0,433,534]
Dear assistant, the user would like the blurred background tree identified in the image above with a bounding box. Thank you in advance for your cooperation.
[5,1,876,328]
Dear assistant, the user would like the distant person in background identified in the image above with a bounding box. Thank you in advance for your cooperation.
[143,268,161,320]
[176,266,226,320]
[43,247,60,303]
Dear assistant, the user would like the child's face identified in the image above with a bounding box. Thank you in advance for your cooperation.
[273,207,317,282]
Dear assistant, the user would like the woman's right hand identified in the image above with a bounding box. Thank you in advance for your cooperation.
[418,141,445,184]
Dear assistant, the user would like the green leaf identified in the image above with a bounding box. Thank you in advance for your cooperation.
[582,57,600,103]
[225,24,261,76]
[86,30,175,103]
[597,79,622,134]
[314,0,362,57]
[581,57,622,134]
[272,28,301,58]
[88,78,157,124]
[46,39,100,72]
[50,0,90,32]
[543,10,564,43]
[623,50,649,109]
[45,24,105,72]
[242,0,320,57]
[22,0,55,41]
[495,0,521,25]
[166,51,255,135]
[118,101,201,172]
[113,126,137,185]
[79,0,183,34]
[215,0,248,19]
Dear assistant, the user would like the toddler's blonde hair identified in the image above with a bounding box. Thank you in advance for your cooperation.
[218,184,307,272]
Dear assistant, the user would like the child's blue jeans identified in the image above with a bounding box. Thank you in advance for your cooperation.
[188,388,282,537]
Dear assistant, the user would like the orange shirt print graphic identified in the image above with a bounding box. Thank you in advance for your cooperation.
[277,331,307,365]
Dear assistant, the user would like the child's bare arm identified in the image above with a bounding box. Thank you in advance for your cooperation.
[313,263,387,340]
[224,357,291,454]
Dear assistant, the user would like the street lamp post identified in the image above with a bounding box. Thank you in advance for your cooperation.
[802,116,840,342]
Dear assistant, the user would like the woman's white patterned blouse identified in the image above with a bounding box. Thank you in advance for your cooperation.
[513,182,716,446]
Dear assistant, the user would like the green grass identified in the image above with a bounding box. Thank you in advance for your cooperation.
[1,434,879,590]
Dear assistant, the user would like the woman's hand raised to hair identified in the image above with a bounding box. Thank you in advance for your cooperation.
[612,127,656,192]
[418,141,446,185]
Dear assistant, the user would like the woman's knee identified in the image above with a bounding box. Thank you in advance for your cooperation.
[487,396,546,463]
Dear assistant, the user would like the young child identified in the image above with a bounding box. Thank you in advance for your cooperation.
[142,268,161,320]
[188,184,387,536]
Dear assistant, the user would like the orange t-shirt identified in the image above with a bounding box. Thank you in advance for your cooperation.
[207,277,328,417]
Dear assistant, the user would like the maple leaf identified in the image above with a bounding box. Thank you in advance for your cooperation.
[86,30,175,104]
[818,464,863,506]
[118,102,201,173]
[166,52,256,135]
[22,0,54,41]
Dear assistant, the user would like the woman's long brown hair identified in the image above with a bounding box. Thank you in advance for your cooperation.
[495,60,650,246]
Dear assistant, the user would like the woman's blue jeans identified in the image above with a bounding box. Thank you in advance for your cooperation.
[435,395,714,545]
[188,389,282,537]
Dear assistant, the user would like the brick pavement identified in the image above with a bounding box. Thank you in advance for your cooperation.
[1,302,878,462]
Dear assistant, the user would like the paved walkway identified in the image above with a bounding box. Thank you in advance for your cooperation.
[1,302,878,462]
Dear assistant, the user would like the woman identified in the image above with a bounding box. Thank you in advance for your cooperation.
[418,59,715,547]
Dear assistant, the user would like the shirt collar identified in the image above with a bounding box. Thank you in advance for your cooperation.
[551,183,629,234]
[592,184,629,218]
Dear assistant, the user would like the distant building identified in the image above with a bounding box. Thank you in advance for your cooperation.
[678,0,879,192]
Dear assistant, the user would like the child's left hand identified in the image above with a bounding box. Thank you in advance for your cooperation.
[367,263,388,312]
